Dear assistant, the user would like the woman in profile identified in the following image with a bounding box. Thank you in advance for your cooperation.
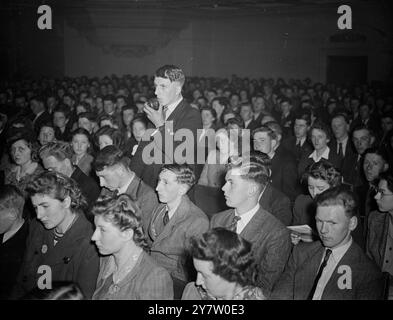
[182,228,265,300]
[91,194,173,300]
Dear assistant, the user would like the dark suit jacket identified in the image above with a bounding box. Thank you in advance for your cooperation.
[244,119,260,133]
[271,145,300,203]
[282,136,313,164]
[71,166,100,210]
[341,153,367,188]
[130,99,202,188]
[124,175,158,233]
[298,148,342,177]
[329,137,356,168]
[93,251,173,300]
[272,240,384,300]
[0,220,29,299]
[292,194,316,228]
[210,206,292,295]
[367,210,391,269]
[148,195,209,282]
[32,111,52,134]
[12,213,100,299]
[259,183,292,226]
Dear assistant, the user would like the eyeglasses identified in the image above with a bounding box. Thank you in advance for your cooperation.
[376,189,393,197]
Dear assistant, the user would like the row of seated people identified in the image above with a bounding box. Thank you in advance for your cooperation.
[1,149,392,300]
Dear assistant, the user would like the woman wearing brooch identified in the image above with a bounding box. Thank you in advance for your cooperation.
[11,171,99,299]
[182,228,266,300]
[91,194,173,300]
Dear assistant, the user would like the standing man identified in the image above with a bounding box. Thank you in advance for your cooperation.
[130,65,202,188]
[210,154,292,296]
[272,187,383,300]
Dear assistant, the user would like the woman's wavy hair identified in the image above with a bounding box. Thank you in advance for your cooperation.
[25,171,88,212]
[189,228,258,287]
[7,129,40,162]
[302,159,342,187]
[94,126,124,150]
[92,194,149,250]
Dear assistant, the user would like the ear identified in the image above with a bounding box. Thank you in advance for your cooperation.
[370,136,375,146]
[175,83,182,96]
[179,184,188,196]
[62,196,72,209]
[271,139,278,150]
[383,162,389,172]
[248,183,260,197]
[349,215,358,232]
[121,228,134,242]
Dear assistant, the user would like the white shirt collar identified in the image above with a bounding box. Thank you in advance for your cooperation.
[117,173,135,195]
[309,146,330,162]
[244,119,252,127]
[164,96,183,120]
[329,237,352,263]
[235,203,260,234]
[296,136,306,146]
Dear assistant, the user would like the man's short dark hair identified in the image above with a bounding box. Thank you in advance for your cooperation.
[103,95,116,103]
[94,145,130,172]
[160,163,195,189]
[155,65,185,86]
[0,185,25,215]
[294,111,311,126]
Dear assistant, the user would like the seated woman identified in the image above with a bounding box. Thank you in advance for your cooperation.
[293,159,342,228]
[91,194,173,300]
[4,130,44,197]
[297,121,341,177]
[182,228,265,300]
[94,126,124,151]
[292,160,364,247]
[71,128,94,176]
[12,171,100,299]
[367,171,393,299]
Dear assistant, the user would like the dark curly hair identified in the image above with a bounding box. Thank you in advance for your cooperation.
[7,130,40,162]
[25,171,88,213]
[302,159,342,187]
[94,126,124,150]
[189,228,258,287]
[92,194,149,251]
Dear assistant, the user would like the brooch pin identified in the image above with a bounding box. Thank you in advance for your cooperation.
[41,244,48,254]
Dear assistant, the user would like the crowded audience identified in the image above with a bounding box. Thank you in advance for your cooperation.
[0,64,392,300]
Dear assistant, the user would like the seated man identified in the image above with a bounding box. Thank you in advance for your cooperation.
[39,141,100,211]
[253,123,300,203]
[0,185,29,299]
[210,154,292,296]
[148,164,209,299]
[272,186,384,300]
[93,145,158,233]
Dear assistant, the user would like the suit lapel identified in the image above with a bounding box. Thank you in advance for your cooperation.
[240,207,270,243]
[151,196,190,245]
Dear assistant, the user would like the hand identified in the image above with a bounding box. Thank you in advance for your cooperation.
[144,102,165,128]
[290,232,301,245]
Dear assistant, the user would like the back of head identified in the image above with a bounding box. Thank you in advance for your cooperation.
[0,184,25,215]
[39,141,73,162]
[93,145,129,172]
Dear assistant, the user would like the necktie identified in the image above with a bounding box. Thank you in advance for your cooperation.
[162,106,168,120]
[230,215,241,233]
[337,142,343,157]
[308,249,332,299]
[163,209,169,226]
